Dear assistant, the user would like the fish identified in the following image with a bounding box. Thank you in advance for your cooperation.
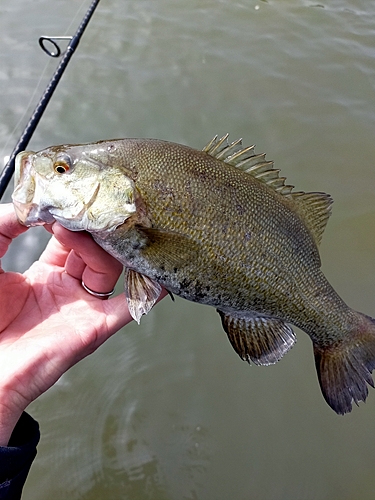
[12,134,375,415]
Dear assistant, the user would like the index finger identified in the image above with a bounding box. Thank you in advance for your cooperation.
[49,223,123,294]
[50,223,123,273]
[0,203,28,258]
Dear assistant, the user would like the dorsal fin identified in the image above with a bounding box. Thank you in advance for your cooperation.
[203,134,294,196]
[203,134,333,245]
[292,191,333,246]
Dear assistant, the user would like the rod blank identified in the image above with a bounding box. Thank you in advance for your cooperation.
[0,0,100,200]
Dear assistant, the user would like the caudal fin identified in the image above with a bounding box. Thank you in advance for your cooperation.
[314,313,375,415]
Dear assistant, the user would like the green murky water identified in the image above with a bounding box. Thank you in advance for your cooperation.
[1,1,375,498]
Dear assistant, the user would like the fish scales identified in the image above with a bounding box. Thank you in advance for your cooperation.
[12,135,375,415]
[115,140,345,327]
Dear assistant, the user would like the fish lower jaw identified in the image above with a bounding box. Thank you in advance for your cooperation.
[13,202,55,226]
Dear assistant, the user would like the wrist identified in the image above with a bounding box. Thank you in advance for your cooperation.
[0,389,27,446]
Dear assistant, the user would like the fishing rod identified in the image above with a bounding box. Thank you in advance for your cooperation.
[0,0,101,200]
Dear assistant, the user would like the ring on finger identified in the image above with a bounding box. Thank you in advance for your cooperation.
[81,280,115,300]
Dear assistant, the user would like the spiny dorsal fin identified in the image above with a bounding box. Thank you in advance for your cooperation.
[292,191,333,246]
[203,134,294,196]
[203,135,333,245]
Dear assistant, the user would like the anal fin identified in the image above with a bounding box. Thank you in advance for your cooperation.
[218,310,296,365]
[124,268,162,324]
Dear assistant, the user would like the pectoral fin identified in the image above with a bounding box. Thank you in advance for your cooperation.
[138,228,201,270]
[124,268,162,324]
[217,310,296,365]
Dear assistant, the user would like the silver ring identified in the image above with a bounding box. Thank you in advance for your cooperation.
[81,280,115,299]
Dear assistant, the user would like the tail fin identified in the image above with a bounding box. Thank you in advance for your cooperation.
[314,313,375,415]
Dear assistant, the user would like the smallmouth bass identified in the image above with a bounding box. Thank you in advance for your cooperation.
[12,134,375,414]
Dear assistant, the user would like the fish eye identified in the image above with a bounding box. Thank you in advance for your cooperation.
[53,154,72,174]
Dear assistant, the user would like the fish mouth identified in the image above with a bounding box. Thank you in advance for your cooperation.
[12,151,58,227]
[13,199,55,226]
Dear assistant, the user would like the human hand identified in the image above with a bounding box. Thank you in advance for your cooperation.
[0,203,163,445]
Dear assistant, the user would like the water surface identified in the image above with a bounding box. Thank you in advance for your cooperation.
[1,1,375,499]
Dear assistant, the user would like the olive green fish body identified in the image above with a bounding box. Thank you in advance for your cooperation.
[12,135,375,414]
[97,139,349,340]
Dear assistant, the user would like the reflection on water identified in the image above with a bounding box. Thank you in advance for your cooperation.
[28,301,216,499]
[1,0,375,498]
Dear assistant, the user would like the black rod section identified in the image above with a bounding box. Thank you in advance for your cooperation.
[0,0,100,200]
